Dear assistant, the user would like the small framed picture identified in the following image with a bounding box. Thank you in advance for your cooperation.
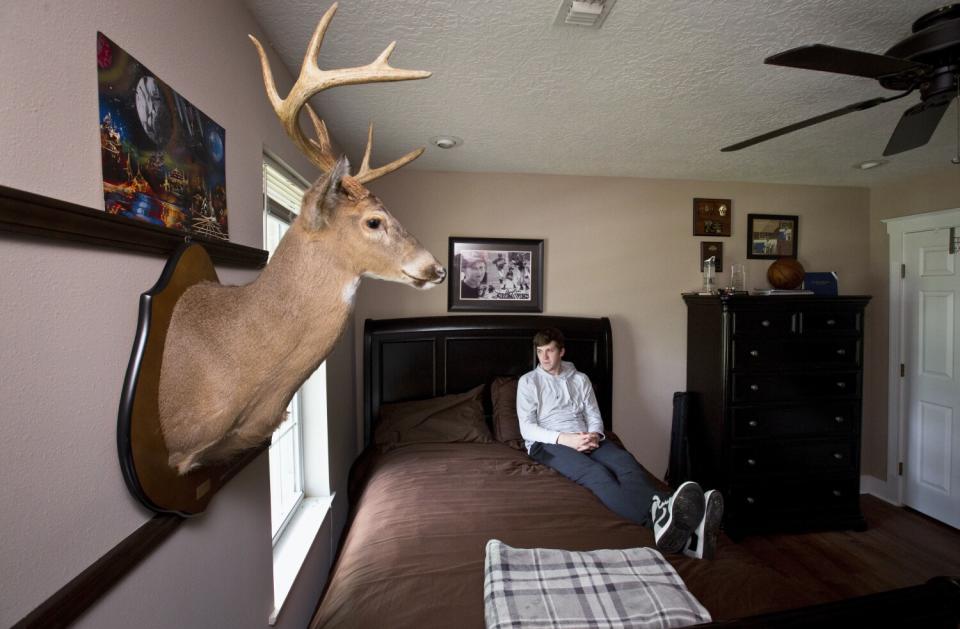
[746,214,799,259]
[700,241,723,271]
[693,198,732,237]
[448,237,544,312]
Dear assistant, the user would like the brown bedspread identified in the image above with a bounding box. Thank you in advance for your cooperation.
[312,442,818,628]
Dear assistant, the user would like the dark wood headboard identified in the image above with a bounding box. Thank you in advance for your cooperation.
[363,315,613,444]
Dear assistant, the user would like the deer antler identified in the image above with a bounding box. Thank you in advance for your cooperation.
[249,2,430,184]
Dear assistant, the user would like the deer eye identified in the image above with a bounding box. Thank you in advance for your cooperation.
[365,218,382,229]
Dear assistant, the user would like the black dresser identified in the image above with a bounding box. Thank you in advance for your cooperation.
[682,294,871,537]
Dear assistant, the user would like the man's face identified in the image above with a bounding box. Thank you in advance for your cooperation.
[536,341,565,374]
[463,260,485,287]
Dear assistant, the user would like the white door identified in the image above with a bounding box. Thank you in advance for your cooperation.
[902,228,960,528]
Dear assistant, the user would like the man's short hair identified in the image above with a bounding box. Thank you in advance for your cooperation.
[533,327,565,349]
[461,253,486,271]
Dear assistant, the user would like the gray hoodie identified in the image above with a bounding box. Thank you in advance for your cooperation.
[516,360,605,452]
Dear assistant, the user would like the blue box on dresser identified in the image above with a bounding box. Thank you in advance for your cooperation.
[804,271,839,296]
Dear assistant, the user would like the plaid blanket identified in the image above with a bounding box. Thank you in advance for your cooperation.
[484,540,711,629]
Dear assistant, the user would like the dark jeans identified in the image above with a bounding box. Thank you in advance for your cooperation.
[529,440,666,527]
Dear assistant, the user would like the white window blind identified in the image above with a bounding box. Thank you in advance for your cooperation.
[263,159,308,216]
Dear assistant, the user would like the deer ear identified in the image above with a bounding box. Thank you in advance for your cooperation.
[300,156,351,231]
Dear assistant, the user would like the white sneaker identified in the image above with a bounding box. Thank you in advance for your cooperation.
[683,489,724,560]
[651,481,705,554]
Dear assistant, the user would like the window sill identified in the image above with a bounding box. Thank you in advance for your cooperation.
[269,494,334,625]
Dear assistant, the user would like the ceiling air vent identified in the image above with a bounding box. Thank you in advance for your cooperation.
[554,0,616,28]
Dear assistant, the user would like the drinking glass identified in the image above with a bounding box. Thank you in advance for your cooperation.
[730,264,746,292]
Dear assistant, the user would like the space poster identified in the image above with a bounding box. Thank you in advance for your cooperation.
[97,32,228,239]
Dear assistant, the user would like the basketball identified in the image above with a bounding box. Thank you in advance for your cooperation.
[767,257,805,289]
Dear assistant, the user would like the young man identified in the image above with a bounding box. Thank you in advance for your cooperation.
[459,255,486,299]
[517,327,723,559]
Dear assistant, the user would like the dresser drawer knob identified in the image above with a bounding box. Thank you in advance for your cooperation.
[833,452,843,460]
[834,416,845,423]
[836,381,847,389]
[832,489,842,497]
[761,320,771,327]
[750,384,759,391]
[748,420,758,428]
[836,348,846,356]
[826,319,836,326]
[750,349,760,357]
[746,458,757,466]
[746,496,756,505]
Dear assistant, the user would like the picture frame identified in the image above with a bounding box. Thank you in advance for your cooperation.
[448,237,544,312]
[746,213,799,259]
[693,198,732,237]
[700,241,723,271]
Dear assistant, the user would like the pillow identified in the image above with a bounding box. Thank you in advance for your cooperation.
[490,376,524,450]
[374,384,492,451]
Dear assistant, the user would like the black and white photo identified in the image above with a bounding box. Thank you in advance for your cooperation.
[448,237,544,312]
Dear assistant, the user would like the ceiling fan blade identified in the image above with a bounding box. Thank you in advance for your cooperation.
[766,44,931,79]
[721,97,888,152]
[883,97,954,156]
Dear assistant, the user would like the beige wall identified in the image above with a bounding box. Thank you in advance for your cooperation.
[863,167,960,480]
[0,1,354,626]
[358,170,871,474]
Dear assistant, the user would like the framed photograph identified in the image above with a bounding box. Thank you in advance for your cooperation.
[448,237,544,312]
[700,241,723,271]
[747,214,799,259]
[693,198,732,237]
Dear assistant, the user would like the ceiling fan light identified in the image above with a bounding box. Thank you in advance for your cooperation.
[431,135,462,149]
[854,159,888,170]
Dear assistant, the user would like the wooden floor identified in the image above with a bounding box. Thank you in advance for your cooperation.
[734,495,960,603]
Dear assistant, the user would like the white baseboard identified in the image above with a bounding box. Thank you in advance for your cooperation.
[860,474,900,506]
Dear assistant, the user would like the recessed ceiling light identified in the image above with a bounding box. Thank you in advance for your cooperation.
[430,135,462,149]
[853,159,888,170]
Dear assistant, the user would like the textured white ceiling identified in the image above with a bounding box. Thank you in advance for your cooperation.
[242,0,960,186]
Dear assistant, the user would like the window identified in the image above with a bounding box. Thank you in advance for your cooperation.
[262,158,309,541]
[263,157,334,624]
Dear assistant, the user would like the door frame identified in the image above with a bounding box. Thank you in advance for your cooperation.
[883,208,960,505]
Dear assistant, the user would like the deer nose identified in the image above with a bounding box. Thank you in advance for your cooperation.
[432,264,447,282]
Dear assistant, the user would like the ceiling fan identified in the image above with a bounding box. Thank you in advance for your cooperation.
[722,4,960,156]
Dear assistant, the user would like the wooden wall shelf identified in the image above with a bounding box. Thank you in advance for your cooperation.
[0,184,267,269]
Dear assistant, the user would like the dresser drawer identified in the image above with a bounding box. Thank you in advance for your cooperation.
[728,477,860,516]
[803,338,860,367]
[732,338,860,370]
[732,403,858,439]
[731,440,857,476]
[732,372,859,402]
[801,309,861,334]
[732,310,796,336]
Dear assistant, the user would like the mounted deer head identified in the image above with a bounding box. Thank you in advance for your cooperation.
[158,3,443,475]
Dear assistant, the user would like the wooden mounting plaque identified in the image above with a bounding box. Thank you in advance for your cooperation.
[117,243,256,516]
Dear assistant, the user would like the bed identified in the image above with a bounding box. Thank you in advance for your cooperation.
[310,315,960,628]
